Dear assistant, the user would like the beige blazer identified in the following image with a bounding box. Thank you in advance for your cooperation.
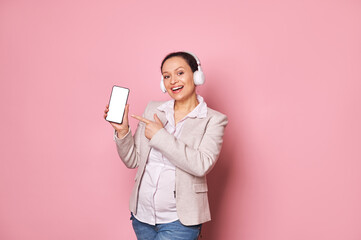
[114,101,228,226]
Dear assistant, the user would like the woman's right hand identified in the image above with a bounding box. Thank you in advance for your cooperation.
[104,104,130,139]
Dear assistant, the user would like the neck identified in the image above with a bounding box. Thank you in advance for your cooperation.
[174,93,199,113]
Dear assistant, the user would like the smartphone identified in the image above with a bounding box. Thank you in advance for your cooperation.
[106,85,130,124]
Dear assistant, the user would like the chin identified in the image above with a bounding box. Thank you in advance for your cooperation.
[171,93,195,102]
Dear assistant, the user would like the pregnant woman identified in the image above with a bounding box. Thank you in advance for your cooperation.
[104,51,228,240]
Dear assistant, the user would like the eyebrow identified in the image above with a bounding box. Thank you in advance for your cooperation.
[162,66,184,74]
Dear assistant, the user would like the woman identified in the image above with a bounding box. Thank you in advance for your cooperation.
[104,51,228,240]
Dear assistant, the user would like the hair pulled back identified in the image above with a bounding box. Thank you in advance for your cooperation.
[160,52,198,73]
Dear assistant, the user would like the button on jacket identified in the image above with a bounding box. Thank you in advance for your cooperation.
[113,99,228,226]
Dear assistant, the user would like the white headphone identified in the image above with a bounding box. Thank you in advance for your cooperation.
[160,51,205,93]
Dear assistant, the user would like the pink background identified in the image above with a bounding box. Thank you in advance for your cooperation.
[1,0,360,239]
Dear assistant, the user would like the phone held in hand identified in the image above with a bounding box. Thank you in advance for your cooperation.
[106,85,130,124]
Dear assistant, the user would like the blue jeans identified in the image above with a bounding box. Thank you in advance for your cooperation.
[130,213,202,240]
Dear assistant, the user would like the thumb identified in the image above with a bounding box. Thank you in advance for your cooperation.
[154,114,162,125]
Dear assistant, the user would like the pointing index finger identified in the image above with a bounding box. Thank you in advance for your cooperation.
[131,115,151,124]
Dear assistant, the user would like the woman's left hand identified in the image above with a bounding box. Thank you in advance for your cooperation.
[131,114,164,140]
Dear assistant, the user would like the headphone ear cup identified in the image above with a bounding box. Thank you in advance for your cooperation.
[160,76,167,93]
[193,70,205,85]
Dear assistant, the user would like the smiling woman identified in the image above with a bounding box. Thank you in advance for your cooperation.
[103,51,228,240]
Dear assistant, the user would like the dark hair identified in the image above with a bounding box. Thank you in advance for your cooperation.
[160,52,198,73]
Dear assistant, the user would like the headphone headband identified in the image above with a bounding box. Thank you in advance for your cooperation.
[185,51,201,67]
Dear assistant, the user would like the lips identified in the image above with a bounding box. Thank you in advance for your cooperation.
[171,86,184,92]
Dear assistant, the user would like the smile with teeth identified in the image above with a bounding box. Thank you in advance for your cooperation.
[172,86,184,91]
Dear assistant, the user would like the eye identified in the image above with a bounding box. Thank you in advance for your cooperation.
[177,71,184,75]
[163,75,170,79]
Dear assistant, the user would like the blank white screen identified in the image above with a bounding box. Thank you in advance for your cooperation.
[106,86,129,124]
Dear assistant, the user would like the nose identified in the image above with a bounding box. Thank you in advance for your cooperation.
[170,75,179,85]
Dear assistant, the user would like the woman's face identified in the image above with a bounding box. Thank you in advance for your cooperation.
[161,56,196,102]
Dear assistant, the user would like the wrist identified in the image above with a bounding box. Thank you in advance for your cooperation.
[116,128,129,138]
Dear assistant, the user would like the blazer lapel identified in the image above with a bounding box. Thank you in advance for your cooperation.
[180,117,206,139]
[156,109,168,126]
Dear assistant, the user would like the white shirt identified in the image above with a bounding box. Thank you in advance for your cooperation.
[134,95,208,225]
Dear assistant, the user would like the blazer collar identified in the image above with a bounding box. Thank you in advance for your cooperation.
[156,95,208,122]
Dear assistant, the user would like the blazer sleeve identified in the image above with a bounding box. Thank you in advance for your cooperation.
[148,112,228,177]
[113,104,149,169]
